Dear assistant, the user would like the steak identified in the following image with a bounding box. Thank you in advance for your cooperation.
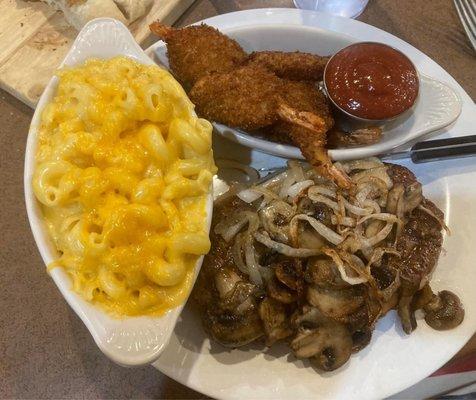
[386,164,445,333]
[386,164,444,288]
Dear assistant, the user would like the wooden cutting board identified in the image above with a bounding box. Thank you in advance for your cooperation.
[0,0,194,108]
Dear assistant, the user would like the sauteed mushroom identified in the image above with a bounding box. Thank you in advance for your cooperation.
[259,297,293,345]
[259,200,294,243]
[291,307,353,371]
[307,285,364,319]
[350,328,372,352]
[305,257,351,289]
[398,289,417,334]
[267,276,298,304]
[204,310,264,347]
[202,267,264,347]
[196,159,464,372]
[274,258,303,292]
[424,290,464,331]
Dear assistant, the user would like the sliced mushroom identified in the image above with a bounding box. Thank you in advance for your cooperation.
[411,284,434,310]
[226,282,257,315]
[274,258,303,291]
[204,309,264,347]
[380,291,399,316]
[267,276,298,304]
[424,290,464,330]
[291,198,333,249]
[345,305,371,330]
[259,200,294,243]
[370,262,401,318]
[259,297,293,346]
[291,305,324,328]
[203,266,264,347]
[294,303,369,333]
[369,293,388,327]
[351,328,372,352]
[215,267,241,297]
[297,197,334,226]
[290,310,353,371]
[371,264,400,300]
[307,285,364,319]
[215,267,255,315]
[305,257,351,289]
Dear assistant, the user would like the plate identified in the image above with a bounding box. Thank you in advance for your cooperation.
[24,18,213,367]
[147,9,476,400]
[148,20,462,161]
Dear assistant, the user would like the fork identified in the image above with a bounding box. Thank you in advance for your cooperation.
[454,0,476,51]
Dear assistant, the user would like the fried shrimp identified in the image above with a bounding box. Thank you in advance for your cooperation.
[190,66,351,188]
[277,105,352,189]
[265,80,334,143]
[149,22,247,88]
[272,83,350,188]
[246,51,330,81]
[150,22,351,187]
[282,80,334,127]
[189,64,283,130]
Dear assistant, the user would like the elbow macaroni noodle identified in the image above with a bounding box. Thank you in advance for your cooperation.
[33,57,216,316]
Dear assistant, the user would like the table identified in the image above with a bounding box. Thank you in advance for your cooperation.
[0,1,474,398]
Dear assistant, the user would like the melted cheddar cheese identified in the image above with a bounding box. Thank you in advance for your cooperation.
[33,57,216,316]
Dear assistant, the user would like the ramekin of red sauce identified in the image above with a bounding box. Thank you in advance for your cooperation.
[324,42,419,123]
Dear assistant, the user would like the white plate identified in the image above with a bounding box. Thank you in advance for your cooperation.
[147,9,476,400]
[24,18,213,367]
[148,21,462,161]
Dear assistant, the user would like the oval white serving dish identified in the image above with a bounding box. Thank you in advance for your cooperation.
[151,23,462,161]
[24,18,213,367]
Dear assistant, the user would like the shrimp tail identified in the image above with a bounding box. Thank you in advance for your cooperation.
[149,21,175,41]
[277,104,353,190]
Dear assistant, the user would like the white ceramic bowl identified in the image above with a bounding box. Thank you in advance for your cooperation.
[151,24,462,161]
[24,18,213,367]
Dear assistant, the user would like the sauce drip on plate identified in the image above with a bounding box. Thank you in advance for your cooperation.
[325,42,419,120]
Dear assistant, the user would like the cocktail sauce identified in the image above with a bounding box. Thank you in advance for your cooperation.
[324,42,419,120]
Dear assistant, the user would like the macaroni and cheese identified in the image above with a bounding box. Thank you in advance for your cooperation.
[33,56,216,316]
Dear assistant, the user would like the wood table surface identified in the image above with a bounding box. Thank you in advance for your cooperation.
[1,0,474,399]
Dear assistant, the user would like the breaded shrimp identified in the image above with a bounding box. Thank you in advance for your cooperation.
[150,22,247,88]
[281,81,334,127]
[277,105,352,189]
[265,80,334,143]
[189,66,351,188]
[246,51,330,81]
[189,65,283,131]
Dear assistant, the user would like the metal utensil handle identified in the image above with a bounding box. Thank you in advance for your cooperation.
[411,135,476,163]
